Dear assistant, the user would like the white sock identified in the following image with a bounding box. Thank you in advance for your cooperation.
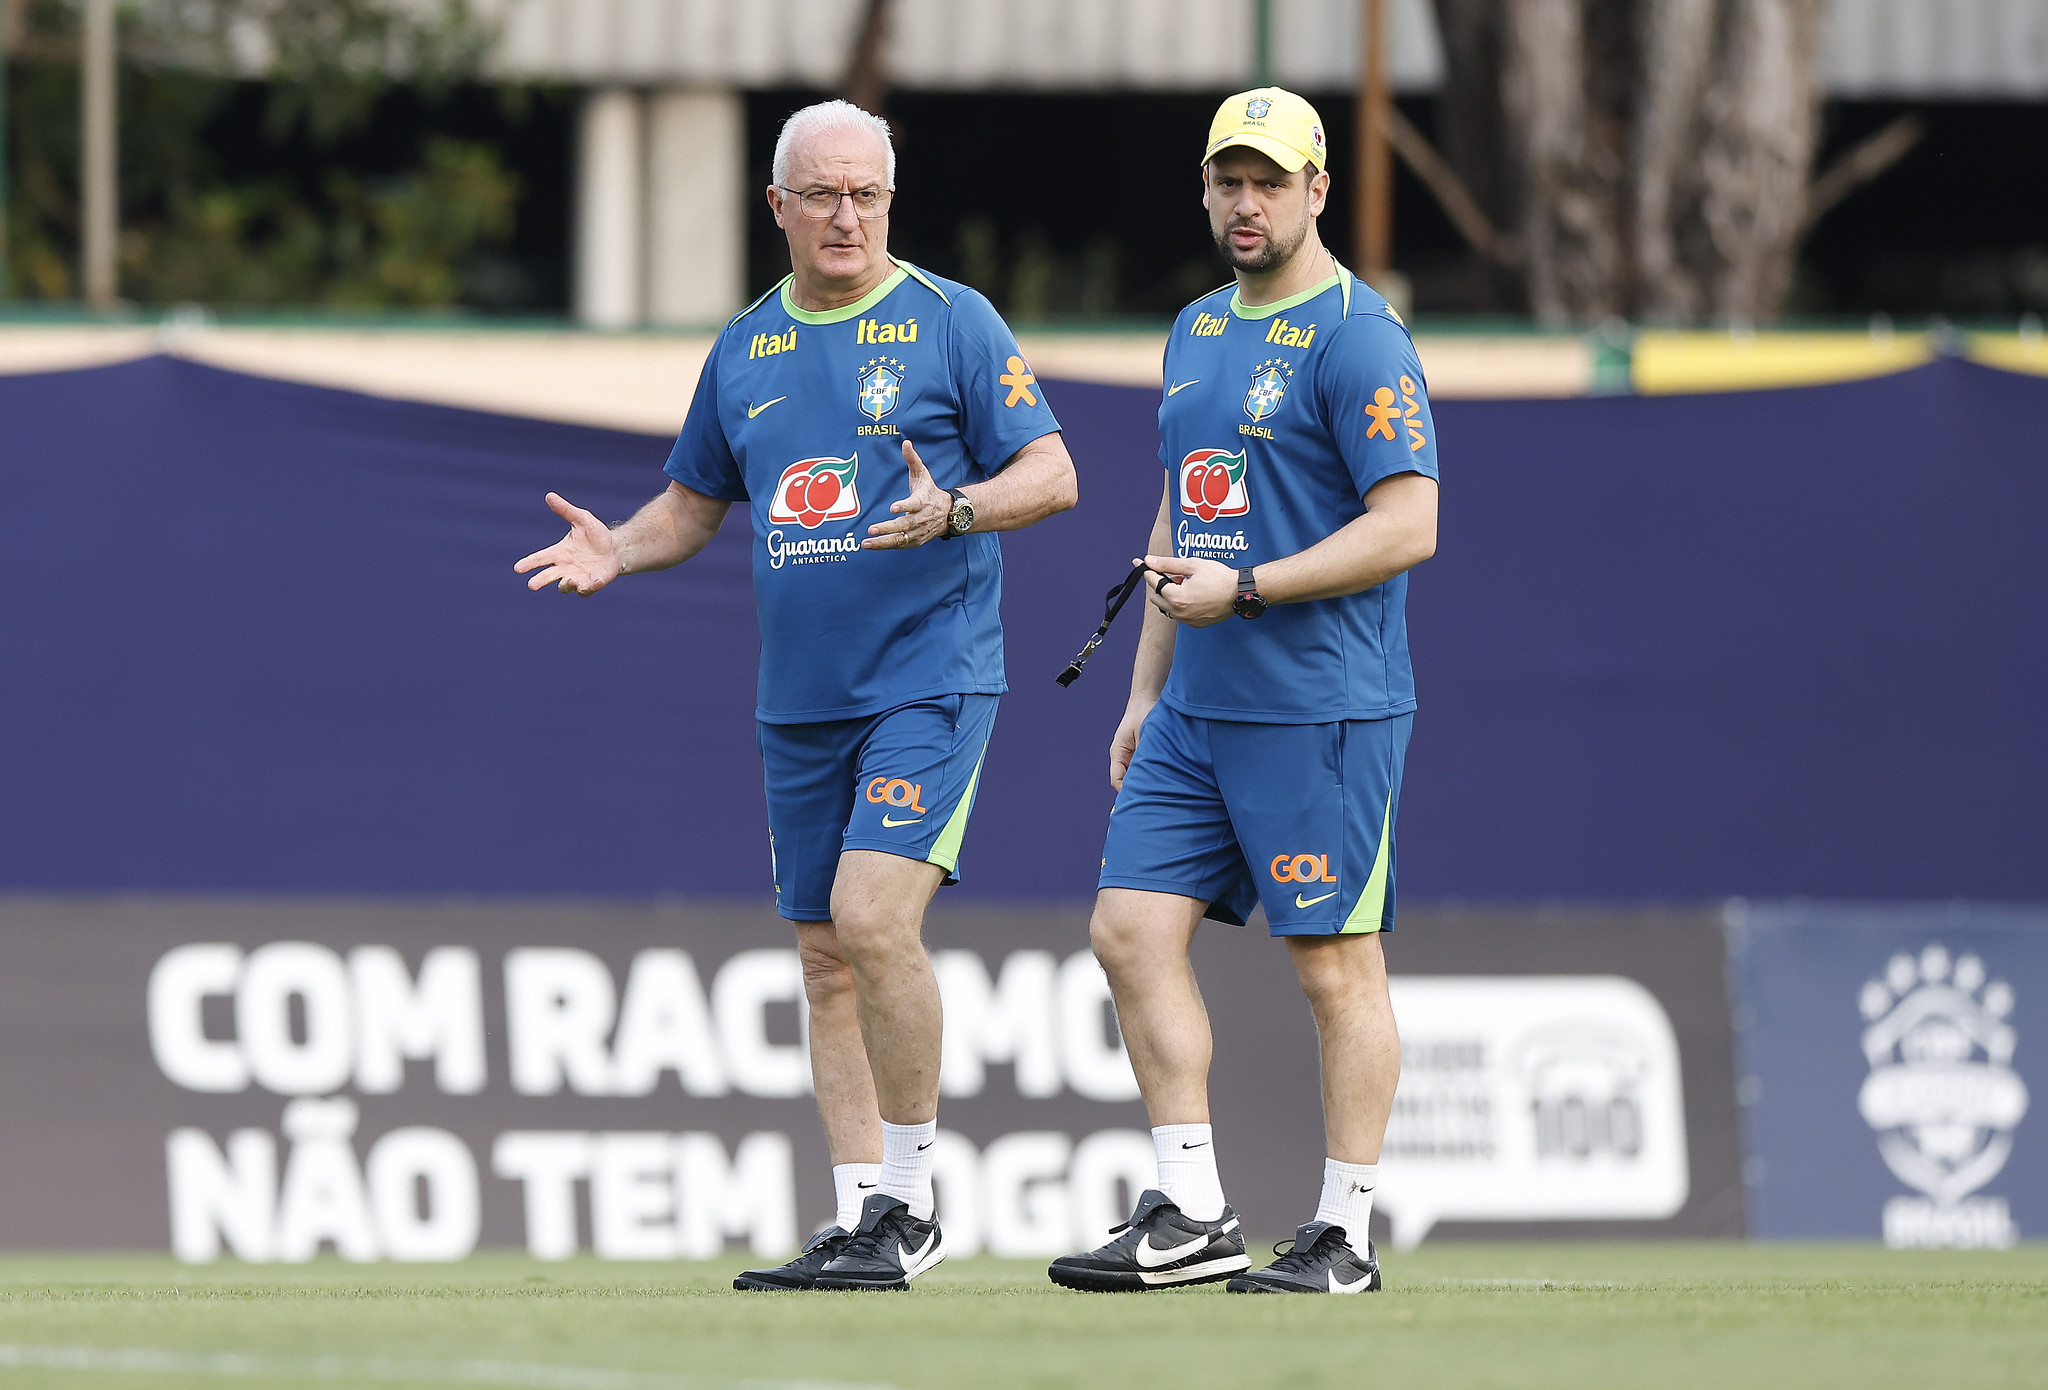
[832,1162,882,1233]
[879,1120,938,1220]
[1314,1158,1379,1253]
[1152,1124,1226,1221]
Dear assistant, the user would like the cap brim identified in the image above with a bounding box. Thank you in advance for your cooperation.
[1201,132,1316,173]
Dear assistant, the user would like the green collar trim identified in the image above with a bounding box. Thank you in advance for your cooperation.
[1231,271,1342,321]
[895,259,953,304]
[779,264,909,324]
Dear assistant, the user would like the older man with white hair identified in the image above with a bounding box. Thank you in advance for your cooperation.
[516,100,1078,1290]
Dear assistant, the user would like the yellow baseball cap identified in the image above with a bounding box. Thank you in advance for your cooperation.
[1202,87,1328,172]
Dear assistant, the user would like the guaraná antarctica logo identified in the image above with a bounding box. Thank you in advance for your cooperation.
[768,455,862,530]
[1857,943,2028,1248]
[1178,448,1250,524]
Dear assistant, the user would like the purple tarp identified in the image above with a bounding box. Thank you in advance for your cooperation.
[5,354,2043,900]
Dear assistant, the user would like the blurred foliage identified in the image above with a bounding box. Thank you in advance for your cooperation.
[127,135,518,305]
[3,0,519,308]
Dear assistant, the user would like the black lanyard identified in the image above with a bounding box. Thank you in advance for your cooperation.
[1056,566,1150,687]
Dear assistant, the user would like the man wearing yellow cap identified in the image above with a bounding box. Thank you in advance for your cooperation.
[1049,89,1439,1295]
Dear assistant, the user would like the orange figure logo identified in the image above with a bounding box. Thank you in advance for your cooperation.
[1364,386,1402,441]
[999,356,1039,408]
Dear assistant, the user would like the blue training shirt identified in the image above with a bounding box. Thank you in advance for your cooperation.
[665,260,1061,724]
[1158,266,1439,724]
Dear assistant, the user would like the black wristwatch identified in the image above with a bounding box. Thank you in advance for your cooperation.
[1233,567,1268,619]
[941,487,975,539]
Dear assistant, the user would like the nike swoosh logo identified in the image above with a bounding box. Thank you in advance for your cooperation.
[898,1232,939,1269]
[1167,380,1199,396]
[1181,1142,1209,1150]
[1135,1232,1211,1268]
[916,1141,933,1151]
[1328,1268,1372,1293]
[881,814,924,827]
[747,396,787,418]
[1296,890,1339,908]
[857,1182,877,1189]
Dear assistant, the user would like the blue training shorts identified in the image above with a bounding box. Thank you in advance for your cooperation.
[1099,704,1412,936]
[757,694,998,922]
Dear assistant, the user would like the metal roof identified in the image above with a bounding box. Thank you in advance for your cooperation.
[480,0,2048,97]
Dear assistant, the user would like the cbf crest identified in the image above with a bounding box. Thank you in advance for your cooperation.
[858,357,904,421]
[1858,943,2028,1248]
[1244,358,1293,423]
[1246,96,1272,120]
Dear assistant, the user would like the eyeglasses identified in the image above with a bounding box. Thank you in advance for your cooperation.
[778,186,894,219]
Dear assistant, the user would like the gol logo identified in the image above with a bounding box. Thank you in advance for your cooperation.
[769,455,861,529]
[865,778,928,813]
[1270,853,1337,883]
[1180,448,1250,523]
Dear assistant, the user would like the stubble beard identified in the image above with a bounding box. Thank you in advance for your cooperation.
[1214,213,1310,275]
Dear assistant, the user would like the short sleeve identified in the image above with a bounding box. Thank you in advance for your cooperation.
[947,289,1063,473]
[1157,313,1186,476]
[1319,311,1440,499]
[663,340,748,502]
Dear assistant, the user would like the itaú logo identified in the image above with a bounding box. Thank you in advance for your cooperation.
[1270,853,1338,884]
[768,455,861,529]
[1179,448,1249,523]
[866,777,928,814]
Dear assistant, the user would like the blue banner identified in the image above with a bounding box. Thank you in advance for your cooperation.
[4,355,2045,900]
[1730,902,2044,1245]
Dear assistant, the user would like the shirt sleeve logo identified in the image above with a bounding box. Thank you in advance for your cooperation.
[768,455,862,528]
[999,355,1039,407]
[1366,374,1429,451]
[858,359,904,420]
[1179,448,1250,523]
[1244,360,1292,421]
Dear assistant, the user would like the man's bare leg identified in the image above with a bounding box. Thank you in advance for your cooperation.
[1088,887,1230,1222]
[1286,931,1399,1257]
[1286,932,1400,1161]
[819,849,947,1241]
[795,920,882,1165]
[1089,888,1212,1124]
[746,852,941,1280]
[828,849,946,1123]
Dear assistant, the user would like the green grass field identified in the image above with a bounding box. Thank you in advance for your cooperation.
[0,1245,2042,1390]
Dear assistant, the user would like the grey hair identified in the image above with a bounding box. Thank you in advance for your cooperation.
[771,100,896,188]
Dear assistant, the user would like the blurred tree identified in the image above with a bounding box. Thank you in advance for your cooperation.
[1432,0,1833,325]
[4,0,516,308]
[841,0,895,116]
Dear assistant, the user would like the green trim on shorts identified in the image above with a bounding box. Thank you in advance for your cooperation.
[1341,789,1395,933]
[924,749,986,875]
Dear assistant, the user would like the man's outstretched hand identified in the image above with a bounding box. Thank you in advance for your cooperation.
[515,492,621,595]
[863,439,951,549]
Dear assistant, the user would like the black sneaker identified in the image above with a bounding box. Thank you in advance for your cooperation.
[733,1225,852,1291]
[811,1193,945,1291]
[1227,1221,1382,1294]
[1048,1189,1251,1292]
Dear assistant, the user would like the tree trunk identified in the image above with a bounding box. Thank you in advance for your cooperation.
[1431,0,1828,325]
[1694,0,1827,320]
[1632,0,1718,322]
